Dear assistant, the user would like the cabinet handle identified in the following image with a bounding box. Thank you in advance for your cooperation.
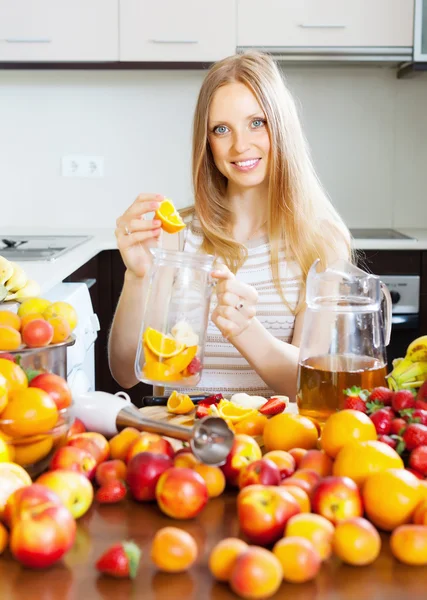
[4,38,52,43]
[298,24,346,29]
[149,39,198,44]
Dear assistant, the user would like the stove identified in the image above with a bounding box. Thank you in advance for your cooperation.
[350,228,416,240]
[0,235,92,261]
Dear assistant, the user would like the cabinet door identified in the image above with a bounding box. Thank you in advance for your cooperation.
[238,0,414,50]
[0,0,118,62]
[120,0,236,61]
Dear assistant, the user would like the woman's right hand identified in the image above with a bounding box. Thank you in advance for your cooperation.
[115,193,163,279]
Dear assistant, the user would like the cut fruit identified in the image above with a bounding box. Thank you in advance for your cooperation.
[167,391,195,415]
[216,400,257,423]
[165,346,198,372]
[143,327,184,359]
[143,343,157,364]
[143,361,182,383]
[155,200,186,235]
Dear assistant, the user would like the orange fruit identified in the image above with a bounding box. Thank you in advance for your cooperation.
[143,361,181,383]
[217,400,257,424]
[165,345,198,372]
[43,301,78,331]
[209,538,248,582]
[155,199,186,234]
[47,316,71,344]
[143,327,184,359]
[12,435,53,466]
[273,537,321,583]
[285,513,335,560]
[0,358,28,393]
[0,326,21,351]
[362,468,421,531]
[151,527,197,572]
[194,464,226,498]
[0,373,8,413]
[17,298,51,318]
[167,391,195,415]
[0,388,58,437]
[0,462,32,518]
[263,413,318,452]
[143,342,157,364]
[390,525,427,565]
[109,428,140,462]
[235,412,268,436]
[0,522,8,554]
[0,311,21,331]
[332,517,381,566]
[320,410,377,458]
[333,440,404,488]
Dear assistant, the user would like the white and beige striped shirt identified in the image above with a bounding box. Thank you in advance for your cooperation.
[171,217,303,398]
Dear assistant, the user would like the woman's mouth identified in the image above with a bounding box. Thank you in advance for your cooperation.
[231,158,261,172]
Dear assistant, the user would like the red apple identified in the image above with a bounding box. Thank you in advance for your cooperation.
[237,485,300,546]
[49,446,97,480]
[127,432,174,462]
[238,458,281,490]
[126,452,173,501]
[4,483,64,528]
[95,459,127,487]
[68,417,86,437]
[67,432,110,464]
[36,470,94,519]
[311,476,363,525]
[30,373,72,410]
[156,467,208,519]
[221,434,262,487]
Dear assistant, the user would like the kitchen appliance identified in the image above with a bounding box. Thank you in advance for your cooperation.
[414,0,427,62]
[296,259,392,423]
[71,390,234,466]
[0,235,92,261]
[350,228,416,241]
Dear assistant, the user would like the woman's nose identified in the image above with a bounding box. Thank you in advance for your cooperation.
[232,129,251,154]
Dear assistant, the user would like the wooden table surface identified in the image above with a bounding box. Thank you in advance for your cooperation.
[0,490,426,600]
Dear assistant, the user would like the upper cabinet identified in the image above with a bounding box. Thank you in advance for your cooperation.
[119,0,236,62]
[237,0,414,55]
[0,0,119,62]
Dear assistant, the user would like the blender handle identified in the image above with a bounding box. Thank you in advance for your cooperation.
[380,281,392,346]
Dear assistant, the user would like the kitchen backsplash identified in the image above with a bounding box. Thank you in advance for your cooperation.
[1,65,426,229]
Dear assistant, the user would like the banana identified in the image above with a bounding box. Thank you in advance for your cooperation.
[5,279,40,301]
[0,285,7,302]
[0,256,14,285]
[392,357,404,369]
[389,357,414,381]
[401,380,425,389]
[406,336,427,362]
[393,361,427,386]
[387,376,398,391]
[4,262,28,292]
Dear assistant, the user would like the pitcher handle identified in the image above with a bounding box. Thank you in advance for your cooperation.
[380,281,392,346]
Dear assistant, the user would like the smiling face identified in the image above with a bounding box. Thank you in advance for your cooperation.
[207,82,270,193]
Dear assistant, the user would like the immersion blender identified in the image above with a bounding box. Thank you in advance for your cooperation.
[70,391,234,466]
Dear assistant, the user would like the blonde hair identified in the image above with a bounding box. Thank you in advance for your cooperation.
[191,51,352,312]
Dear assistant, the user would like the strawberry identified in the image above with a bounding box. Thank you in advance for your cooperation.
[390,418,407,436]
[368,386,394,406]
[409,409,427,426]
[392,390,415,412]
[259,396,287,416]
[408,445,427,477]
[402,423,427,451]
[416,381,427,405]
[343,386,368,413]
[406,467,425,480]
[377,434,397,450]
[196,405,210,419]
[96,480,127,504]
[415,398,427,411]
[187,357,202,375]
[370,408,394,435]
[96,541,141,579]
[198,394,223,407]
[0,352,16,362]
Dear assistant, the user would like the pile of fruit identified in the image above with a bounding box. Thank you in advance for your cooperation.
[387,334,427,391]
[0,256,40,302]
[0,297,77,352]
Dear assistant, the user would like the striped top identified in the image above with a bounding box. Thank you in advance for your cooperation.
[170,216,303,398]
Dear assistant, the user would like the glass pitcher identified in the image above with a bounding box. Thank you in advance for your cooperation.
[296,259,392,424]
[135,248,215,388]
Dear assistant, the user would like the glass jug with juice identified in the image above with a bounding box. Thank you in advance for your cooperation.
[296,259,392,424]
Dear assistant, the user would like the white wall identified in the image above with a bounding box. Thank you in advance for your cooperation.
[1,64,426,229]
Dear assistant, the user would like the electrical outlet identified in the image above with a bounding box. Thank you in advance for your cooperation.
[61,155,104,178]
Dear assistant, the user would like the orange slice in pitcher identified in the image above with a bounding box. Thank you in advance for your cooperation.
[143,362,182,383]
[143,327,184,359]
[165,345,198,372]
[155,199,186,234]
[167,391,195,415]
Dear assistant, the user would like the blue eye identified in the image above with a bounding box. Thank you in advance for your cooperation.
[213,125,229,135]
[252,119,265,128]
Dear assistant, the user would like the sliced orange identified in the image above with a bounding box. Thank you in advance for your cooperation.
[216,400,257,424]
[143,342,157,364]
[167,391,195,415]
[165,346,198,373]
[155,199,186,234]
[143,327,184,359]
[143,362,182,383]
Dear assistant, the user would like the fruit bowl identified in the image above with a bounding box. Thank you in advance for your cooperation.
[0,403,74,479]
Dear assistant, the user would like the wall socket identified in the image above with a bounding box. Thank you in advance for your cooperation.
[61,155,104,178]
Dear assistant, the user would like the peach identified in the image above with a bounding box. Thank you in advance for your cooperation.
[238,458,281,490]
[155,467,208,519]
[230,547,283,600]
[273,536,321,583]
[109,427,140,461]
[49,446,97,480]
[151,527,198,573]
[68,417,86,437]
[289,448,308,468]
[47,315,71,345]
[21,319,53,348]
[209,538,248,582]
[30,373,72,411]
[126,451,173,502]
[280,477,312,495]
[287,469,321,494]
[285,513,335,561]
[194,464,226,498]
[127,432,174,462]
[67,432,110,465]
[174,451,199,469]
[263,450,296,479]
[36,470,94,519]
[0,326,21,351]
[311,476,363,525]
[413,499,427,525]
[299,450,333,477]
[95,459,127,486]
[237,485,300,546]
[278,484,311,513]
[0,522,8,554]
[332,517,381,566]
[4,483,63,528]
[390,525,427,565]
[221,434,262,487]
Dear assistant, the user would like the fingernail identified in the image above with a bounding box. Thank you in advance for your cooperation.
[153,220,161,227]
[151,202,160,210]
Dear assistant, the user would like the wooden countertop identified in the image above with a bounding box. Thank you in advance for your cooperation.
[1,491,426,600]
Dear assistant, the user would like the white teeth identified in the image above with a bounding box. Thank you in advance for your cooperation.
[235,159,259,167]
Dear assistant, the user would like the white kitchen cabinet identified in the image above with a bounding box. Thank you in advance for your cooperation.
[0,0,119,62]
[237,0,414,53]
[120,0,236,62]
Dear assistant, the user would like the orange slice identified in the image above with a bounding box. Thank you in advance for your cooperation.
[143,362,182,383]
[216,400,257,424]
[143,327,184,359]
[165,346,198,373]
[155,199,186,234]
[143,342,157,364]
[167,391,195,415]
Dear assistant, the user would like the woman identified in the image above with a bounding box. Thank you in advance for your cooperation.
[109,51,351,400]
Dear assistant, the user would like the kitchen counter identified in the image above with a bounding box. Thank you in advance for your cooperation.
[0,491,426,600]
[1,226,427,295]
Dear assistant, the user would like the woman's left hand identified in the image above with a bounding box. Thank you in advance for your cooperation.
[211,265,258,339]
